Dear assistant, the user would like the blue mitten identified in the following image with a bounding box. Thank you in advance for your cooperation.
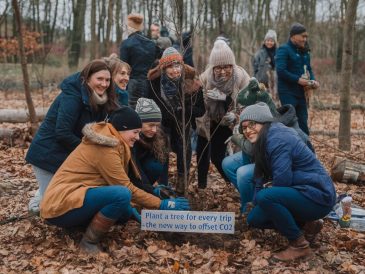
[131,207,141,223]
[159,197,190,211]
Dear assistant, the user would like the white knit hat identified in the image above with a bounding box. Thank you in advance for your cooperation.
[264,29,277,44]
[209,40,236,67]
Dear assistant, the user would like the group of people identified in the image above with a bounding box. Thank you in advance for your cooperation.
[25,14,336,262]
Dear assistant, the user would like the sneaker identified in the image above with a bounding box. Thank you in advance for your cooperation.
[28,190,41,216]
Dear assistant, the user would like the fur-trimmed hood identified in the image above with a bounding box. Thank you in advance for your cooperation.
[147,63,196,81]
[81,122,120,147]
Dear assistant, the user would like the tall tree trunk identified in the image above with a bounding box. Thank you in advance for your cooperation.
[115,0,122,46]
[103,0,115,56]
[11,0,38,134]
[338,0,359,151]
[90,0,97,59]
[68,0,86,69]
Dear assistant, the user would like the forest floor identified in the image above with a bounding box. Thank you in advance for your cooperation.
[0,88,365,273]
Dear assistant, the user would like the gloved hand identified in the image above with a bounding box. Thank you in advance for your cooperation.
[131,207,141,223]
[221,111,236,124]
[206,88,227,101]
[159,197,190,211]
[153,184,176,199]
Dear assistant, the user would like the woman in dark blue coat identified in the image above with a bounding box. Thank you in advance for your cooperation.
[240,102,336,262]
[26,59,119,214]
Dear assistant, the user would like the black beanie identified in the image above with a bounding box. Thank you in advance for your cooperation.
[289,23,306,37]
[110,107,142,131]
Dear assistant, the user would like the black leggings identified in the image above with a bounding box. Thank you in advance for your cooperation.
[196,125,232,188]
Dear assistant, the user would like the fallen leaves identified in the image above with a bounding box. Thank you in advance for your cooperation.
[1,90,365,273]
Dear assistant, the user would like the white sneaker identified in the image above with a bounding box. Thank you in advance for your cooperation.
[28,190,41,216]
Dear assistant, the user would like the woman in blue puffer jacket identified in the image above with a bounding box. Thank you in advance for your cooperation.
[240,102,336,262]
[26,59,119,214]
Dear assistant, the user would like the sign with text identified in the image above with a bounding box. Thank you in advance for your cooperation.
[141,210,235,234]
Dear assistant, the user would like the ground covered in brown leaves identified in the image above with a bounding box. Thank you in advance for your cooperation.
[0,89,365,273]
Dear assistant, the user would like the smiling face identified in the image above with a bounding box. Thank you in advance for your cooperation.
[264,38,275,49]
[290,32,308,49]
[150,24,160,39]
[141,122,160,138]
[241,120,263,144]
[213,65,233,82]
[86,70,111,96]
[114,66,130,90]
[165,63,182,80]
[119,129,141,147]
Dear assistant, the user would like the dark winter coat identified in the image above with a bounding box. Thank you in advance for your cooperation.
[25,73,109,173]
[233,104,309,157]
[276,40,314,98]
[173,32,194,67]
[147,64,205,131]
[252,46,276,85]
[133,128,168,186]
[255,122,336,207]
[119,32,157,79]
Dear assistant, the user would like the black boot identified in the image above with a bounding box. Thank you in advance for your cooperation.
[80,212,115,254]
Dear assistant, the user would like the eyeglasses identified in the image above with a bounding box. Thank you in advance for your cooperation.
[213,65,233,73]
[167,63,182,70]
[242,121,257,133]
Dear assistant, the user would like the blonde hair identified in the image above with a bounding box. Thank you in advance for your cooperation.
[103,54,131,77]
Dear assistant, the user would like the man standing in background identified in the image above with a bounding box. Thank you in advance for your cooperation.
[276,22,319,135]
[120,13,156,108]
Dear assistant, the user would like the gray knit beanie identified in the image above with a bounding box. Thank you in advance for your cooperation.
[264,29,277,44]
[135,98,162,122]
[240,102,274,124]
[209,40,236,67]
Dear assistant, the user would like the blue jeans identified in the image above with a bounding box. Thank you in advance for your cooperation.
[142,157,168,185]
[247,187,333,241]
[46,186,132,228]
[278,94,309,135]
[222,152,255,213]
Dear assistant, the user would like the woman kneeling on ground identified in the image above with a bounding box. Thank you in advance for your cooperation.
[240,102,336,261]
[40,107,190,254]
[134,98,171,197]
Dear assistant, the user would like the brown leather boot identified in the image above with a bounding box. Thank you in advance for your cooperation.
[272,235,312,261]
[303,219,324,243]
[175,175,186,195]
[79,212,115,254]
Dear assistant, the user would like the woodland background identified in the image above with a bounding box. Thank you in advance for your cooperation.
[0,0,365,273]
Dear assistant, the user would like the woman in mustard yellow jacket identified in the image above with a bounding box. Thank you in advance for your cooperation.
[41,107,190,254]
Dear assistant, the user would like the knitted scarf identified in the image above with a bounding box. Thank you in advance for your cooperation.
[205,66,236,122]
[91,89,108,105]
[160,73,181,113]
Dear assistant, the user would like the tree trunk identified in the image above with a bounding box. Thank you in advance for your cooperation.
[68,0,86,69]
[331,156,365,184]
[90,0,97,59]
[115,0,122,46]
[0,108,48,123]
[338,0,359,151]
[11,0,38,135]
[0,128,22,146]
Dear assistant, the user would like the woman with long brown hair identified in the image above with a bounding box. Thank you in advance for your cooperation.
[26,59,119,214]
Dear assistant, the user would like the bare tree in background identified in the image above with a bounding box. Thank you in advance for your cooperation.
[12,0,38,134]
[68,0,86,69]
[338,0,359,151]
